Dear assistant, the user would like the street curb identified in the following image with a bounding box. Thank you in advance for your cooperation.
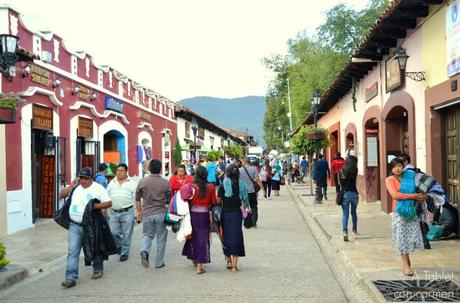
[287,185,386,303]
[0,265,28,291]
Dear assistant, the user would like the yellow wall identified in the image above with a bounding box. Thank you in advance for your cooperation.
[423,5,448,87]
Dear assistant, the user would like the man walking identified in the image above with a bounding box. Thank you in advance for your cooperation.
[59,168,112,288]
[94,163,109,189]
[300,156,309,183]
[314,154,330,203]
[135,159,172,269]
[239,157,265,228]
[331,152,345,193]
[107,163,137,261]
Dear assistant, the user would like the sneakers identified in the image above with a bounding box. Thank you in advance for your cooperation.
[343,233,349,242]
[120,255,129,262]
[155,263,165,269]
[141,251,149,268]
[324,195,328,200]
[91,272,103,279]
[61,280,76,288]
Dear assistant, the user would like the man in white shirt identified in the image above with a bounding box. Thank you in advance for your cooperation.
[59,168,112,288]
[107,163,137,261]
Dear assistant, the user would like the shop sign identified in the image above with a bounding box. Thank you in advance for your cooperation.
[79,86,91,101]
[198,128,205,139]
[366,136,378,167]
[365,82,378,103]
[105,96,124,113]
[0,107,16,124]
[78,117,93,138]
[32,104,53,130]
[385,54,403,93]
[137,111,151,122]
[31,65,50,86]
[447,0,460,77]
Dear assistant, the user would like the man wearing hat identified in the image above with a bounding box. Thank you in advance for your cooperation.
[59,167,112,288]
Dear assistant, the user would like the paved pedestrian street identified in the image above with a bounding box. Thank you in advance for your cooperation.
[0,187,353,303]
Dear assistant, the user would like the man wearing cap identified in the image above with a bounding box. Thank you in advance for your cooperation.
[107,163,137,261]
[94,163,109,189]
[59,167,112,288]
[239,157,265,228]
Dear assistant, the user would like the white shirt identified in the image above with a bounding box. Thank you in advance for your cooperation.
[69,182,110,223]
[107,177,138,210]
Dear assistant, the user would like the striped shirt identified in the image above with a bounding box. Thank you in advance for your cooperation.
[239,166,258,193]
[107,177,138,210]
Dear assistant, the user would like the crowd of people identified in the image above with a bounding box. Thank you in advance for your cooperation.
[56,154,288,288]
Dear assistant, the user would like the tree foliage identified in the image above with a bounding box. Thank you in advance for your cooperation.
[173,138,182,166]
[263,0,390,150]
[207,150,224,161]
[291,125,331,157]
[224,144,244,159]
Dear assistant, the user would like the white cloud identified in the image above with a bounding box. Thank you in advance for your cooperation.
[5,0,369,100]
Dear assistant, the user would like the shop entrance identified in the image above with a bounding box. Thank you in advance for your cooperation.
[103,130,126,178]
[384,106,409,175]
[364,118,380,202]
[444,105,460,208]
[329,130,339,186]
[31,130,56,222]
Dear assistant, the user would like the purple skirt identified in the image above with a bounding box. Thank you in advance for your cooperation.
[182,212,211,263]
[222,211,245,257]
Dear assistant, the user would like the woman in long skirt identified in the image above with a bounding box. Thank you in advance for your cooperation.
[181,166,217,274]
[385,158,427,276]
[217,164,249,272]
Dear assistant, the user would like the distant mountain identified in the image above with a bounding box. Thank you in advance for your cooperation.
[179,96,266,147]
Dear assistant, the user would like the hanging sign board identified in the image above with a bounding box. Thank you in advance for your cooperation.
[366,136,378,167]
[78,117,93,138]
[385,54,403,93]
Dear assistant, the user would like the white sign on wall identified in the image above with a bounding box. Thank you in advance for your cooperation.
[366,136,378,167]
[447,0,460,77]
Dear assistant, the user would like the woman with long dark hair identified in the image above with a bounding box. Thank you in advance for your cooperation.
[169,164,193,196]
[385,158,426,276]
[181,166,217,274]
[339,155,359,241]
[217,164,248,272]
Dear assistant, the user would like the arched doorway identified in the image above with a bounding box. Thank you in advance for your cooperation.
[103,130,126,165]
[363,106,381,203]
[344,122,358,156]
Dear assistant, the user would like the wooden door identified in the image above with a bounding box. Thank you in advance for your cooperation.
[445,108,460,206]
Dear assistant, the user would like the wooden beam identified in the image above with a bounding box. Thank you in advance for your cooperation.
[400,5,429,18]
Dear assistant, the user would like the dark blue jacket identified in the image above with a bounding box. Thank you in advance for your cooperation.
[315,159,330,181]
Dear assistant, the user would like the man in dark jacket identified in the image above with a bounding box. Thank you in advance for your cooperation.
[58,168,112,288]
[314,154,330,203]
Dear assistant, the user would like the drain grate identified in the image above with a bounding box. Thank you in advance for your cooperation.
[373,279,460,302]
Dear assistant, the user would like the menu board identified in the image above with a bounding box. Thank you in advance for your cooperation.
[367,136,378,167]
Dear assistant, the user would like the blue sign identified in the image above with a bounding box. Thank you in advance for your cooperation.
[104,96,124,113]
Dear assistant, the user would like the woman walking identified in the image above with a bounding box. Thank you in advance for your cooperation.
[260,160,272,199]
[385,158,426,276]
[339,155,359,242]
[169,164,193,196]
[217,164,248,272]
[271,161,283,196]
[181,166,217,274]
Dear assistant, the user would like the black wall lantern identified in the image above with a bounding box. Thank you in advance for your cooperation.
[394,48,425,82]
[0,34,19,80]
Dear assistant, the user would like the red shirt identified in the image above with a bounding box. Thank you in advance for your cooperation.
[331,157,345,174]
[169,174,193,196]
[189,184,217,207]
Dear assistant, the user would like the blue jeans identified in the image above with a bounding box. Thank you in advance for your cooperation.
[65,222,103,281]
[109,207,135,256]
[341,191,358,233]
[140,213,168,267]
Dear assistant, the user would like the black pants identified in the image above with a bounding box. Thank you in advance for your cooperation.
[262,180,272,197]
[315,179,328,201]
[244,192,258,228]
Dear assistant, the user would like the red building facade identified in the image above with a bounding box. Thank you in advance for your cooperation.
[1,7,177,233]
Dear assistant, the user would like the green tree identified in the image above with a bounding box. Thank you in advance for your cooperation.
[173,138,182,166]
[224,144,244,159]
[291,125,331,195]
[207,150,223,162]
[0,242,9,268]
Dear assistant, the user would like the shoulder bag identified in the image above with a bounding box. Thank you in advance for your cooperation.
[336,170,344,206]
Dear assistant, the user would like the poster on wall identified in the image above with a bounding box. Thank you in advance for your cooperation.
[367,136,378,167]
[447,0,460,77]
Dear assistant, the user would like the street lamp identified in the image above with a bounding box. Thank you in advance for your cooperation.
[312,90,320,128]
[394,48,425,81]
[191,118,198,162]
[287,78,293,132]
[0,34,19,80]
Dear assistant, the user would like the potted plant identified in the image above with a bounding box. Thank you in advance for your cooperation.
[0,93,20,124]
[0,242,9,272]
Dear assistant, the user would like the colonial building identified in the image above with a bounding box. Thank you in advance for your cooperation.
[0,6,177,235]
[175,105,246,161]
[293,0,459,229]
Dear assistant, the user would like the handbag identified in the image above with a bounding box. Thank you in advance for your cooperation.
[336,191,344,205]
[280,175,286,186]
[244,167,260,193]
[54,185,79,230]
[241,205,252,219]
[211,204,223,225]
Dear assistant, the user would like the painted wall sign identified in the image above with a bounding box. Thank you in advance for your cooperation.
[32,104,53,130]
[104,95,124,113]
[137,111,151,122]
[31,65,50,86]
[447,0,460,77]
[366,136,378,167]
[385,54,403,93]
[365,82,378,102]
[78,117,93,138]
[79,86,91,101]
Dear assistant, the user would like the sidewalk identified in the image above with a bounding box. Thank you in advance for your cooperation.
[288,182,460,302]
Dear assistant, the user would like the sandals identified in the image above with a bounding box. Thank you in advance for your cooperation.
[232,266,239,272]
[196,269,206,274]
[226,261,232,269]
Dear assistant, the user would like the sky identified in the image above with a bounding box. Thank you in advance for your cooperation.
[4,0,367,101]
